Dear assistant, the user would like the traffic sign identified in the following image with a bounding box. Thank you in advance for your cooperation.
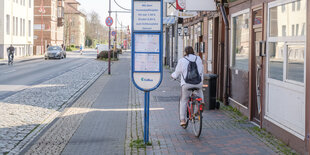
[105,16,113,27]
[112,31,117,36]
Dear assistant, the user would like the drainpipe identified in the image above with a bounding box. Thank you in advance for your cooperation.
[219,3,229,105]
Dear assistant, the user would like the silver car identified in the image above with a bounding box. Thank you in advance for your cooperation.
[45,46,66,59]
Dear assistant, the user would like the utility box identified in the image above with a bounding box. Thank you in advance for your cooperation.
[203,74,219,110]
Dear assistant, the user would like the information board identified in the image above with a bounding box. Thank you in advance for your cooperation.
[134,53,160,72]
[135,34,160,53]
[133,1,161,31]
[132,0,162,91]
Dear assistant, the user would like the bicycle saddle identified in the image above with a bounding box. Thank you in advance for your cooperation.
[188,87,200,91]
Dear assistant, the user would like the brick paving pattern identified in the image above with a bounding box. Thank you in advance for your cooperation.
[0,58,107,154]
[23,72,111,155]
[125,67,288,155]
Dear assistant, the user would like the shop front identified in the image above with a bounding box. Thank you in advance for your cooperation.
[228,0,308,153]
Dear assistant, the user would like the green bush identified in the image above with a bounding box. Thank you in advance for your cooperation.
[70,45,75,48]
[115,48,122,54]
[66,47,72,51]
[97,50,118,60]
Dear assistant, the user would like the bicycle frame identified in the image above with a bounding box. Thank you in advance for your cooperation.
[186,93,203,120]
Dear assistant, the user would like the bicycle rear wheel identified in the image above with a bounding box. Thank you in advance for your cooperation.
[191,102,202,137]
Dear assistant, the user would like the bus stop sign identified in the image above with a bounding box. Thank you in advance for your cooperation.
[131,0,163,144]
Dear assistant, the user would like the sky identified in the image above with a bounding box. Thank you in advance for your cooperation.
[77,0,132,30]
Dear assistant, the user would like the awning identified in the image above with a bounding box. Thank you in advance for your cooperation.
[163,17,176,25]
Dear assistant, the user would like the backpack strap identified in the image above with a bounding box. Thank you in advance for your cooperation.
[195,56,197,62]
[184,57,190,62]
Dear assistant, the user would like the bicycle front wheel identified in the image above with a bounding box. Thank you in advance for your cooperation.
[191,103,202,137]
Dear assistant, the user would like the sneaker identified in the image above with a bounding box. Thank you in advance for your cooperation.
[180,120,186,127]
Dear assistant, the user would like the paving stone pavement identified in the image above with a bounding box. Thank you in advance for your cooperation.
[22,68,111,155]
[0,59,107,154]
[125,67,292,155]
[21,51,131,155]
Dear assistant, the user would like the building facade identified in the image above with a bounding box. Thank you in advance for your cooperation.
[0,0,34,59]
[33,0,64,55]
[64,0,85,48]
[173,0,310,154]
[227,0,308,153]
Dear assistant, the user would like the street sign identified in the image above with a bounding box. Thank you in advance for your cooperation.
[112,31,117,36]
[105,16,113,27]
[132,0,163,144]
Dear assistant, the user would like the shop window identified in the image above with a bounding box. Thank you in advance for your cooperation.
[231,11,250,71]
[268,42,284,81]
[269,1,306,37]
[268,0,306,84]
[287,44,304,83]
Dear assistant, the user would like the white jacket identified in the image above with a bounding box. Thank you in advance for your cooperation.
[171,54,204,86]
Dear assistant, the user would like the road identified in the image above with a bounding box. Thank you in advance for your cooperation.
[0,50,108,154]
[0,51,97,100]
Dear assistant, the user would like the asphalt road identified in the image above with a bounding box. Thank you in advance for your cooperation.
[0,50,98,100]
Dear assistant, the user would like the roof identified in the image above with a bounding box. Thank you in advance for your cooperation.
[64,0,86,17]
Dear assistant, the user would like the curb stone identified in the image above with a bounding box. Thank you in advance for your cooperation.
[0,57,43,66]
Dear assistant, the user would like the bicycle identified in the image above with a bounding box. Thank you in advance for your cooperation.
[179,87,204,137]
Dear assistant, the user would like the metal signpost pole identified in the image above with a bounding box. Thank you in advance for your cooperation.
[108,0,111,75]
[144,91,150,143]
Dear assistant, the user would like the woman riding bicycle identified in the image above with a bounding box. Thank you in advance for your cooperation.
[171,46,204,126]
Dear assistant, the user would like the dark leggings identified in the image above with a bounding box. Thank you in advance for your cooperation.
[8,53,14,62]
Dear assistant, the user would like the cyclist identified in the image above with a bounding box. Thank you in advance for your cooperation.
[171,46,204,126]
[7,44,15,65]
[80,45,83,55]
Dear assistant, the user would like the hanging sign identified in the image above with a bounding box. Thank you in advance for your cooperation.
[185,0,216,11]
[175,11,198,18]
[176,0,185,10]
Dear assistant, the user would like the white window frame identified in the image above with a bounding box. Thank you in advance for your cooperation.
[266,0,307,139]
[267,0,306,86]
[6,15,10,35]
[230,9,250,70]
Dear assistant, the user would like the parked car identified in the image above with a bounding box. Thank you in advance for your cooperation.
[45,46,66,59]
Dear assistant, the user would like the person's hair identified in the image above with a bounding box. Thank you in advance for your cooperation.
[184,46,195,56]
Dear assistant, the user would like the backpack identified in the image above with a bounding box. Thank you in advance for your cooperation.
[183,56,202,85]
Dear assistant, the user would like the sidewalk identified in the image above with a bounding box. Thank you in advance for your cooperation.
[126,67,296,154]
[0,55,43,65]
[20,51,296,155]
[22,52,131,155]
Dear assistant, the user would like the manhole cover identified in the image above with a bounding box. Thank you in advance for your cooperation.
[154,96,180,102]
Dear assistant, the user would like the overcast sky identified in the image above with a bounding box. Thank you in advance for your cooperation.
[77,0,132,30]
